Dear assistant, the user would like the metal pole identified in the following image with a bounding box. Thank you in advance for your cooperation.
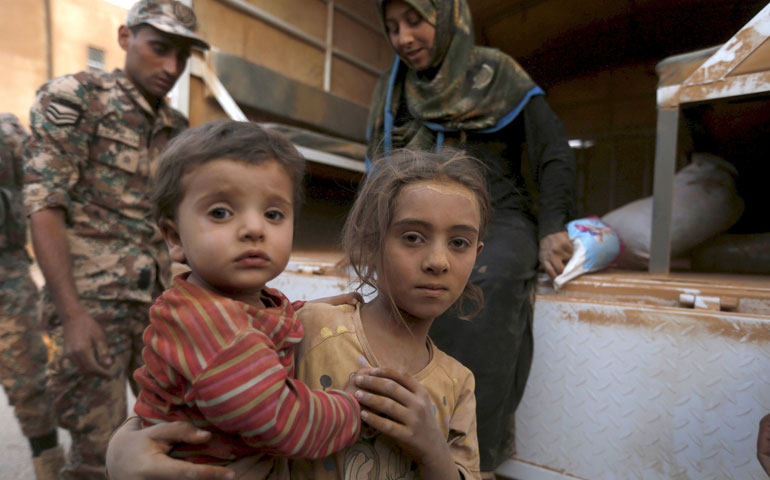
[44,0,53,79]
[649,107,679,274]
[324,0,334,92]
[168,0,193,116]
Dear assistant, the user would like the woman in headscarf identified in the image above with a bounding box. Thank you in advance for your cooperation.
[370,0,576,476]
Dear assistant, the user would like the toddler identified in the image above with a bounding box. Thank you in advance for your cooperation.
[132,120,360,467]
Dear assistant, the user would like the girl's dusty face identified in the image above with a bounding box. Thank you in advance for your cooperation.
[379,180,483,323]
[383,0,436,71]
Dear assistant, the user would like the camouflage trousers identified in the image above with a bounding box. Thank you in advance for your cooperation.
[0,251,56,438]
[41,295,150,480]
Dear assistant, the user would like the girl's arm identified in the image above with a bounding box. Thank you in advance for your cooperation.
[353,367,462,480]
[106,417,235,480]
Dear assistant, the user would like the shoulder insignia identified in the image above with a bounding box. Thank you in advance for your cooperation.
[44,100,83,127]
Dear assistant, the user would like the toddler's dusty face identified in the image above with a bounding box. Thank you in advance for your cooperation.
[163,157,294,305]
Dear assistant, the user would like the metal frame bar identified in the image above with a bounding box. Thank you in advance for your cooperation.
[189,55,248,121]
[168,0,193,115]
[650,4,770,274]
[323,0,335,91]
[649,107,679,274]
[189,55,365,173]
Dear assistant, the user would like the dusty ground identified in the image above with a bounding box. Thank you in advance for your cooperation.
[0,388,68,479]
[0,386,134,479]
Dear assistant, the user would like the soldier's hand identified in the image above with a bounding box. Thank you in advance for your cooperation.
[107,417,235,480]
[63,311,113,378]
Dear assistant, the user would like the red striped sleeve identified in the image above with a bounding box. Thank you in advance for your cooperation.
[135,279,360,460]
[191,329,360,457]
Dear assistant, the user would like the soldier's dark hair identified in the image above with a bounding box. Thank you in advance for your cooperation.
[342,148,490,320]
[152,119,306,222]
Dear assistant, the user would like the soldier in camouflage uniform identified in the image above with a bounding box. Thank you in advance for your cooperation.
[0,114,65,480]
[23,1,208,478]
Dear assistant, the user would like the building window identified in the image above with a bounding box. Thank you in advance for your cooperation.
[87,47,105,72]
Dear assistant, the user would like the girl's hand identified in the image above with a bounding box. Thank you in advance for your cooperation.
[106,417,235,480]
[353,367,460,480]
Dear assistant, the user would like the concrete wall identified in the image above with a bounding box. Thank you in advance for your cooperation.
[0,0,48,127]
[51,0,127,78]
[0,0,127,127]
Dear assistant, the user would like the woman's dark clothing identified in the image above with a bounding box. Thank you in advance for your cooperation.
[429,94,575,469]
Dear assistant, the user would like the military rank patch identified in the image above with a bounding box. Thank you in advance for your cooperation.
[44,100,82,127]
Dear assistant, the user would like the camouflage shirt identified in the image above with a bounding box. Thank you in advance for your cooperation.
[24,69,188,303]
[0,114,29,252]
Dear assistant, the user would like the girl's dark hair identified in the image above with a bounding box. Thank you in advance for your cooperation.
[342,148,490,320]
[151,119,306,222]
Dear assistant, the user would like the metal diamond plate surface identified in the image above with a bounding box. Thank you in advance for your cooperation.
[513,298,770,480]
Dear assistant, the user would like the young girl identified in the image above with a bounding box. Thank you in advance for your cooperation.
[369,1,575,474]
[107,148,491,480]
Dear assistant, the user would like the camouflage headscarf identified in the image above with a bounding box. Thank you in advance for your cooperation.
[367,0,543,160]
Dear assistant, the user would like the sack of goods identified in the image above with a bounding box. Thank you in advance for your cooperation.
[601,153,744,269]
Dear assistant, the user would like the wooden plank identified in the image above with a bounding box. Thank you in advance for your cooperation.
[686,2,770,84]
[335,0,381,28]
[331,57,379,108]
[333,8,392,72]
[195,0,326,89]
[731,38,770,76]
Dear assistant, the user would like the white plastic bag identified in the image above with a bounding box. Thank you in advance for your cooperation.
[554,217,622,290]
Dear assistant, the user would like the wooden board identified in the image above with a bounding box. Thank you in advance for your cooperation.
[195,0,326,90]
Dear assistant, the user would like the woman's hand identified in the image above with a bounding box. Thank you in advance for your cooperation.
[353,368,460,480]
[539,230,573,279]
[106,417,235,480]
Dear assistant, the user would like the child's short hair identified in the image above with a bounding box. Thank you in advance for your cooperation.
[343,148,490,319]
[152,119,306,222]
